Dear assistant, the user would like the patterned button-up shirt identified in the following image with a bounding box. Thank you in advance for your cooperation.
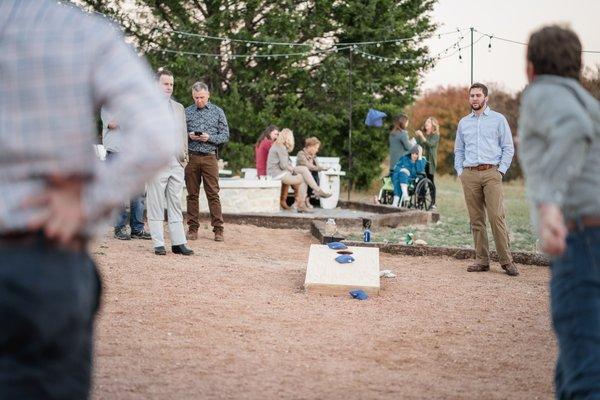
[454,106,514,176]
[185,102,230,154]
[0,0,177,234]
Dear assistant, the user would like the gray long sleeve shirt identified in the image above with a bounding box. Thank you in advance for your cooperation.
[518,75,600,229]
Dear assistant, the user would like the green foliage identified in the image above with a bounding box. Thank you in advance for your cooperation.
[80,0,436,187]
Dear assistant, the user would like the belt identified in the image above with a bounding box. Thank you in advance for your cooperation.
[0,231,43,245]
[566,215,600,232]
[189,150,215,156]
[0,231,87,251]
[466,164,496,171]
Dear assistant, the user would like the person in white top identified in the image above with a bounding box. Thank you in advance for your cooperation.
[146,68,194,256]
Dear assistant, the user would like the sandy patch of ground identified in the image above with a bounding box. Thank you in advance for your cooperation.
[91,224,554,400]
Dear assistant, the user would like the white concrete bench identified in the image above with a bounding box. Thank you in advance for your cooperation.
[182,178,282,214]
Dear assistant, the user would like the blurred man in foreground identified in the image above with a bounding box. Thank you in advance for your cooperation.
[0,1,176,398]
[518,25,600,399]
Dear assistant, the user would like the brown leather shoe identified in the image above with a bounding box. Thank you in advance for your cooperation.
[296,202,314,213]
[467,263,490,272]
[214,230,224,242]
[501,263,519,276]
[187,230,198,240]
[279,184,291,210]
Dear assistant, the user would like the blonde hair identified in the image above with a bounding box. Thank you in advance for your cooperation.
[275,128,294,152]
[304,136,321,148]
[423,116,440,135]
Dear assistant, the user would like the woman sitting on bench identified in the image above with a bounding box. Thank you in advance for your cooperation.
[296,136,329,209]
[267,129,331,213]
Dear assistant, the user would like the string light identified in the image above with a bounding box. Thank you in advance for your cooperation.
[63,3,600,54]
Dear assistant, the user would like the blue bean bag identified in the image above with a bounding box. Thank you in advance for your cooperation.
[335,254,355,264]
[327,242,347,250]
[349,289,368,300]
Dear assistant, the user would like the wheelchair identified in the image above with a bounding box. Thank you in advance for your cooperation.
[378,173,435,211]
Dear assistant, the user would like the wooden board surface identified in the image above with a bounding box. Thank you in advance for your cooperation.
[304,244,380,296]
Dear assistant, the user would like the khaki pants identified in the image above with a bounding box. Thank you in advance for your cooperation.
[279,165,322,201]
[146,158,186,248]
[184,153,223,233]
[459,168,512,265]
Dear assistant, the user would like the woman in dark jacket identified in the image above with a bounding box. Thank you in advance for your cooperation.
[388,113,412,173]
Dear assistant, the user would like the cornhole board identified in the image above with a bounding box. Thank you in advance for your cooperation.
[304,244,380,296]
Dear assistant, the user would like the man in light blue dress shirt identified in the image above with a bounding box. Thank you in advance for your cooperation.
[454,83,518,276]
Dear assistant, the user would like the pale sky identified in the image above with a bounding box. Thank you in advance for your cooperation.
[421,0,600,93]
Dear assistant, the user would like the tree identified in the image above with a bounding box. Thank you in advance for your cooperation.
[78,0,437,188]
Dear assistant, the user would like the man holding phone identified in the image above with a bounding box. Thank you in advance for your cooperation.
[185,82,230,242]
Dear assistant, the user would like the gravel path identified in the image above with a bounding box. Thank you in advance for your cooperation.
[91,224,554,400]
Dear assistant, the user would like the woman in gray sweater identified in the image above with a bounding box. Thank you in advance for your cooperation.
[267,129,331,212]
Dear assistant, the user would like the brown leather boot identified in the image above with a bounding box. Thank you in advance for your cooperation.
[295,189,314,213]
[466,263,490,272]
[214,228,224,242]
[280,183,291,210]
[501,263,519,276]
[289,183,301,208]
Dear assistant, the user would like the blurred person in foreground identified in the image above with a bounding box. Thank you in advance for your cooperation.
[146,68,194,256]
[0,1,176,398]
[518,25,600,399]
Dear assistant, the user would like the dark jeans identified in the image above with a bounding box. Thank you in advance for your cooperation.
[184,153,223,232]
[106,151,145,233]
[425,163,436,205]
[0,235,101,399]
[551,226,600,400]
[306,170,320,200]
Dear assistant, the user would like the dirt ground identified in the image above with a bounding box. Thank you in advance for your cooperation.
[91,224,555,400]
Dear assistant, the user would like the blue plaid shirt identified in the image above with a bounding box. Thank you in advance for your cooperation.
[185,102,230,154]
[0,1,177,234]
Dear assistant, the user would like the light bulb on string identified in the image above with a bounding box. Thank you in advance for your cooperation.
[376,43,381,48]
[246,42,251,47]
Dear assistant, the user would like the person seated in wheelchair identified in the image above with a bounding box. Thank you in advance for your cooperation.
[391,145,426,207]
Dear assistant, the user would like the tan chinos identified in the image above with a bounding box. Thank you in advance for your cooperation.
[459,167,512,266]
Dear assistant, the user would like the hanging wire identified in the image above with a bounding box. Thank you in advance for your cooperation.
[474,29,600,54]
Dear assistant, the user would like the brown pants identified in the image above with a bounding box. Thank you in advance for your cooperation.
[459,168,512,265]
[184,153,223,233]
